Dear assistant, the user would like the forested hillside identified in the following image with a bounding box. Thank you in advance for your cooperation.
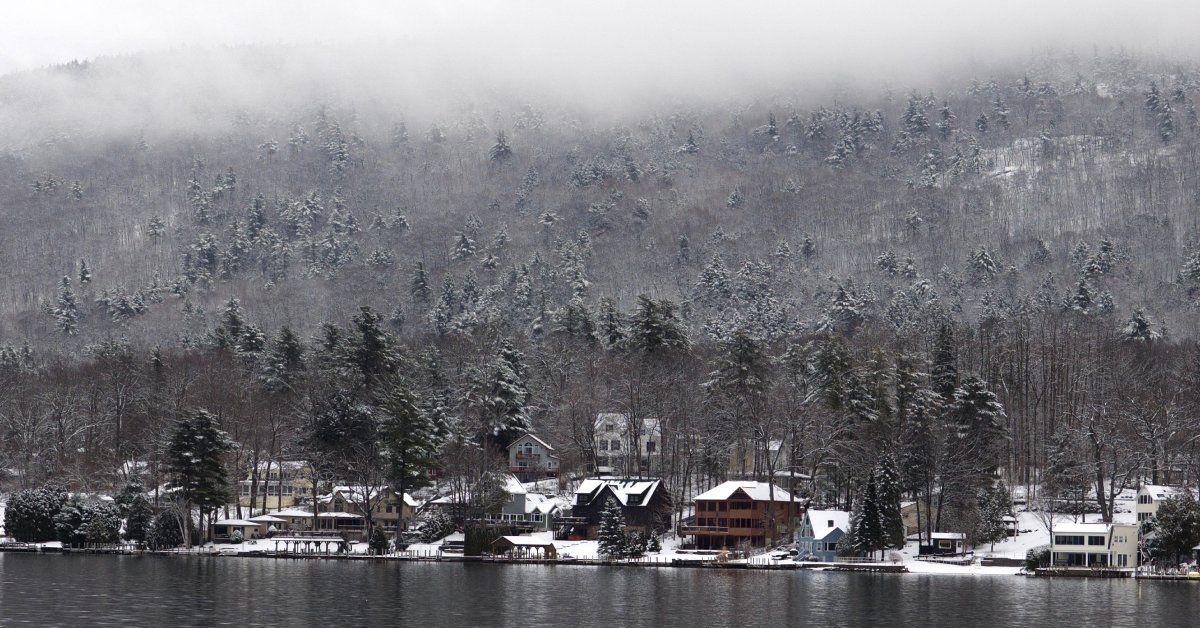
[2,46,1200,533]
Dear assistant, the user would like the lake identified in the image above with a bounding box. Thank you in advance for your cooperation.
[0,553,1197,626]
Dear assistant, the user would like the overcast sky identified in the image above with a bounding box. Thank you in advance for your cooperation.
[3,0,1199,80]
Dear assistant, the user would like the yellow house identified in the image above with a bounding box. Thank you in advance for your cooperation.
[238,461,315,510]
[316,486,419,532]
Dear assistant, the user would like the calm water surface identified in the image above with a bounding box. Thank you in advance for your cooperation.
[0,553,1196,626]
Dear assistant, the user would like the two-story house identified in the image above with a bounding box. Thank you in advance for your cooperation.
[316,485,418,534]
[507,433,561,482]
[1136,484,1194,524]
[795,509,851,561]
[592,413,662,476]
[487,474,567,531]
[568,478,673,539]
[683,481,800,549]
[237,461,315,510]
[1050,521,1138,568]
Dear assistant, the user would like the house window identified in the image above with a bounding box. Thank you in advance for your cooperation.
[240,484,251,496]
[646,441,656,453]
[599,440,609,451]
[1117,554,1128,567]
[610,440,621,451]
[1055,535,1085,546]
[1088,536,1106,546]
[719,503,727,511]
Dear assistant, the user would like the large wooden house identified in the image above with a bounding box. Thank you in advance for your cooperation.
[568,478,672,539]
[683,481,800,549]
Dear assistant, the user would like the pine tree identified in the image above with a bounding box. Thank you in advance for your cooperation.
[78,259,91,285]
[937,101,956,140]
[851,472,884,558]
[263,326,306,393]
[931,323,958,402]
[598,297,627,348]
[377,380,442,506]
[166,409,233,545]
[874,454,906,550]
[410,262,431,303]
[53,276,79,335]
[488,131,513,163]
[597,496,628,558]
[630,295,688,352]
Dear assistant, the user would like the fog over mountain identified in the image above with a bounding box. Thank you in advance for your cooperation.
[3,0,1200,567]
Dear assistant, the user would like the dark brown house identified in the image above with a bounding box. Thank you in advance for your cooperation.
[567,478,672,539]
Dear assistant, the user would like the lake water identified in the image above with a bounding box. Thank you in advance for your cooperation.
[0,553,1197,626]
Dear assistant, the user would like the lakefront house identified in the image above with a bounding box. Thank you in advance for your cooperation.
[568,478,673,539]
[1050,521,1138,568]
[795,509,851,561]
[683,481,800,549]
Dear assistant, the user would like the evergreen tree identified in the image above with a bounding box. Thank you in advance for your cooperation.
[598,297,627,348]
[166,409,234,545]
[931,323,958,402]
[874,454,906,550]
[3,485,68,542]
[629,295,688,352]
[377,380,442,505]
[123,494,154,543]
[410,262,431,303]
[53,276,79,334]
[78,259,92,284]
[263,326,306,393]
[597,496,628,558]
[147,510,185,549]
[488,131,513,163]
[850,472,884,558]
[1150,494,1200,563]
[974,482,1010,551]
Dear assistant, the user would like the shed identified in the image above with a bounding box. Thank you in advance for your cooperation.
[492,535,558,560]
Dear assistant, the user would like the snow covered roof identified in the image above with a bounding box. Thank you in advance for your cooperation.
[928,532,966,540]
[504,474,527,495]
[1139,485,1194,501]
[495,535,555,547]
[805,510,850,540]
[248,515,287,523]
[317,512,363,519]
[694,481,793,503]
[213,519,260,527]
[574,478,663,507]
[272,508,315,518]
[508,432,556,452]
[525,493,566,515]
[1055,522,1111,534]
[593,413,661,434]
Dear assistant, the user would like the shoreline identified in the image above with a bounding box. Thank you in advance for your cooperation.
[1,545,1154,578]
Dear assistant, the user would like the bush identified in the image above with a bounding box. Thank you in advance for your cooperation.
[369,526,390,555]
[81,503,122,544]
[4,485,68,542]
[148,510,185,549]
[1025,545,1050,571]
[415,510,455,543]
[230,529,245,544]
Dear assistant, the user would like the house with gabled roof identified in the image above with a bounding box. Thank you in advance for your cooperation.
[796,509,851,561]
[683,481,801,549]
[315,485,418,534]
[568,478,672,539]
[1136,484,1196,524]
[507,433,561,482]
[591,413,663,476]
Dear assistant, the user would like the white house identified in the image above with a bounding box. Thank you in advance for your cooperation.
[1136,484,1194,524]
[507,433,561,481]
[1050,522,1138,568]
[593,413,662,476]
